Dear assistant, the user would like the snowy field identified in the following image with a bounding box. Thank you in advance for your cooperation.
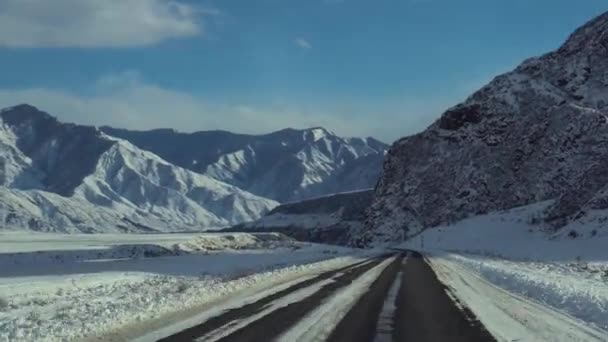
[0,232,369,341]
[401,202,608,340]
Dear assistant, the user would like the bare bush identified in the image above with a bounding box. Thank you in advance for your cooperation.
[0,297,9,311]
[176,281,190,294]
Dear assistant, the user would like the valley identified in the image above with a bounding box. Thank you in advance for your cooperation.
[2,4,608,342]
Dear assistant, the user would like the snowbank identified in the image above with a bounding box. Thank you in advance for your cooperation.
[430,255,608,342]
[432,252,608,333]
[400,202,608,338]
[0,232,366,341]
[402,201,608,262]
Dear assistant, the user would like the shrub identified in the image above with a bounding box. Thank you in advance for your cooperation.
[176,281,190,294]
[27,310,41,322]
[0,297,9,311]
[575,256,589,270]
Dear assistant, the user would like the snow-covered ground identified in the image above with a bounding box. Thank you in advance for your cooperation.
[0,232,369,342]
[430,255,608,342]
[0,231,199,253]
[401,202,608,340]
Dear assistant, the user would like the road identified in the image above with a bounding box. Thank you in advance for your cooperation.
[158,252,496,342]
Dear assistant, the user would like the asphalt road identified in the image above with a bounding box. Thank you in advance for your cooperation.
[159,251,496,342]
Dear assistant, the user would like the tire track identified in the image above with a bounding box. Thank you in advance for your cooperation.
[158,256,387,342]
[326,255,404,342]
[209,256,391,342]
[159,250,497,342]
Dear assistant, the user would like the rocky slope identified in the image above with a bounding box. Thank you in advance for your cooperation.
[229,189,374,245]
[0,105,277,233]
[356,11,608,245]
[102,126,388,203]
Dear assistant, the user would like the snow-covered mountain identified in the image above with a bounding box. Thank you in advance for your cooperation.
[356,11,608,245]
[0,105,277,233]
[102,126,388,202]
[229,189,374,245]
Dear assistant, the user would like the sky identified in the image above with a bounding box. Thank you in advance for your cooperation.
[0,0,606,143]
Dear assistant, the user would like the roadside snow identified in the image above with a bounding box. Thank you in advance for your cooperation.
[0,232,368,342]
[429,255,608,342]
[402,201,608,261]
[400,202,608,340]
[437,252,608,333]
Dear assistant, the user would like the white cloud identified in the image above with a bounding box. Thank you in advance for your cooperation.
[0,0,208,48]
[295,38,312,49]
[0,72,376,138]
[0,71,484,143]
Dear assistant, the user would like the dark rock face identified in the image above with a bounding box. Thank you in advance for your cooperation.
[230,190,374,245]
[438,104,483,131]
[268,190,374,221]
[357,12,608,244]
[1,104,115,196]
[102,126,388,203]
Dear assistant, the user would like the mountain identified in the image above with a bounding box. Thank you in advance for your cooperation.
[0,105,277,233]
[228,189,374,245]
[101,126,388,203]
[355,12,608,245]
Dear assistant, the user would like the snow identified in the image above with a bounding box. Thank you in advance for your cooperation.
[0,110,278,234]
[279,257,395,341]
[429,255,608,342]
[373,257,406,342]
[434,252,608,333]
[0,231,198,253]
[204,146,254,185]
[0,123,42,189]
[0,232,369,342]
[399,202,608,339]
[296,145,336,188]
[401,201,608,261]
[84,138,279,227]
[193,127,386,203]
[133,274,323,342]
[309,128,329,142]
[194,278,337,342]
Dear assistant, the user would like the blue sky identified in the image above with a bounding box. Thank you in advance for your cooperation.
[0,0,605,142]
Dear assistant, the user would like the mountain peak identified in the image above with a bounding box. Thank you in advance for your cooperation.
[559,11,608,55]
[0,104,57,126]
[357,10,608,246]
[305,127,332,141]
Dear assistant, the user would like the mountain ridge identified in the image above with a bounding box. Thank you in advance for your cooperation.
[357,10,608,245]
[0,105,278,233]
[228,189,374,245]
[102,125,388,202]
